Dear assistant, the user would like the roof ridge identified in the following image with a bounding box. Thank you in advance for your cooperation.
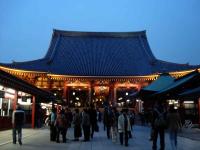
[0,58,45,65]
[53,29,146,38]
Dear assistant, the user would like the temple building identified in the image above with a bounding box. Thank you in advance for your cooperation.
[0,29,199,108]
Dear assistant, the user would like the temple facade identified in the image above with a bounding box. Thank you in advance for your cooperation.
[0,29,199,108]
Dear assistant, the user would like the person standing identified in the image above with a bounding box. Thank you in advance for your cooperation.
[73,109,82,141]
[129,110,135,131]
[82,108,90,141]
[64,107,71,140]
[118,108,131,147]
[50,107,57,141]
[111,107,119,142]
[55,109,67,143]
[167,105,181,150]
[12,104,25,145]
[88,104,97,139]
[103,106,112,139]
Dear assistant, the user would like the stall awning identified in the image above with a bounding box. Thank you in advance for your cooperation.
[137,73,174,99]
[152,70,200,98]
[143,73,174,92]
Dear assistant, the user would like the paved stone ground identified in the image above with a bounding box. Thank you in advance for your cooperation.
[0,123,200,150]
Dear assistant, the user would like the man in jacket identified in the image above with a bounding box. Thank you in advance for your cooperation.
[12,104,25,145]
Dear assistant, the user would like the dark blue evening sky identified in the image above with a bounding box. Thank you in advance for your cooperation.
[0,0,200,65]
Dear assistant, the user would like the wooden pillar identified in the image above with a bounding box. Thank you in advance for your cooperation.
[67,87,70,106]
[32,96,36,129]
[89,87,92,105]
[48,78,53,90]
[109,82,115,106]
[63,81,68,105]
[113,85,117,106]
[13,90,18,110]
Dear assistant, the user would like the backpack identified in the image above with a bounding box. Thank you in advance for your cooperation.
[154,109,167,128]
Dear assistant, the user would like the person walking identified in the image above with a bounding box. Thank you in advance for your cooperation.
[12,104,25,145]
[167,105,181,150]
[152,102,167,150]
[118,108,131,147]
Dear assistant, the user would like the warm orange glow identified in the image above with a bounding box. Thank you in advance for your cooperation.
[94,86,109,95]
[1,65,199,85]
[0,66,47,74]
[66,81,90,87]
[115,83,139,88]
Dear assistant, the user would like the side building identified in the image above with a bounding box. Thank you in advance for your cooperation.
[0,69,54,130]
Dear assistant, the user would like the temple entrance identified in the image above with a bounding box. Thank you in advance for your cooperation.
[116,87,138,108]
[92,86,109,108]
[68,86,89,107]
[53,80,141,108]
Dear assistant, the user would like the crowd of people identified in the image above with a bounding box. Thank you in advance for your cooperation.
[48,104,135,147]
[12,102,182,150]
[49,104,99,143]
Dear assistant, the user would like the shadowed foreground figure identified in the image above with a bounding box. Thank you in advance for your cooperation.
[152,102,167,150]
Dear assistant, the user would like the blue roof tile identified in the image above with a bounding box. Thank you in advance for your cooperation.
[0,29,199,76]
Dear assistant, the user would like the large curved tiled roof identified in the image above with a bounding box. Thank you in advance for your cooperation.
[0,29,199,76]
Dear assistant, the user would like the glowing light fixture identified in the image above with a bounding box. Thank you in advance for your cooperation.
[118,97,122,101]
[6,88,15,94]
[184,101,194,104]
